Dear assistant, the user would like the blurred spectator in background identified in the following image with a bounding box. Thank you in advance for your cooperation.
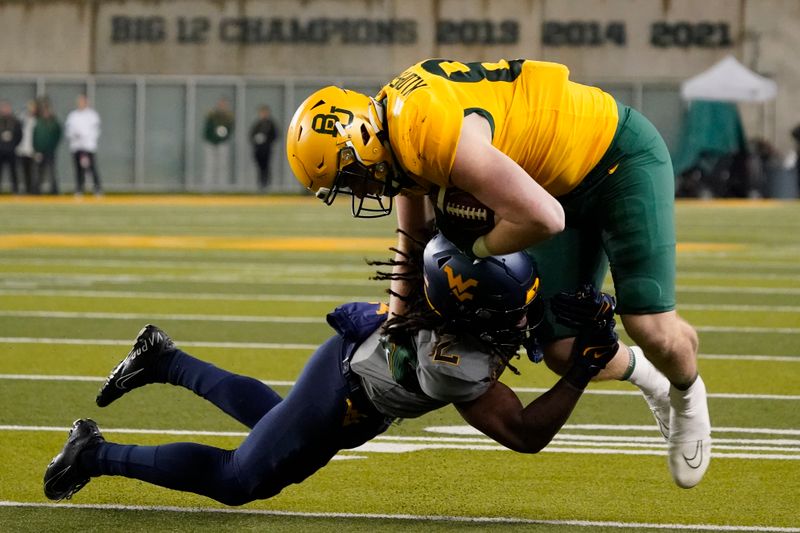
[249,105,277,192]
[748,138,781,198]
[16,100,38,194]
[33,99,63,195]
[791,124,800,192]
[65,94,102,196]
[203,97,234,191]
[0,100,22,194]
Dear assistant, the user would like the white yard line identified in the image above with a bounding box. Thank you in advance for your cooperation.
[0,337,796,362]
[6,254,796,272]
[0,272,373,287]
[0,310,323,323]
[1,306,799,322]
[9,423,798,437]
[694,326,800,334]
[3,310,800,337]
[2,285,800,300]
[4,269,800,284]
[2,425,798,460]
[0,288,366,302]
[699,354,799,362]
[678,271,800,281]
[0,337,319,350]
[6,254,796,270]
[0,501,797,531]
[0,257,370,272]
[677,286,800,295]
[1,373,798,400]
[680,303,800,313]
[422,424,800,437]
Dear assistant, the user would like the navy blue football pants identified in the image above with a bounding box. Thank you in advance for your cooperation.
[86,335,391,505]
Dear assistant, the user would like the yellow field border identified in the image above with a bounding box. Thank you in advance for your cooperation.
[0,194,319,207]
[0,233,744,253]
[0,233,395,252]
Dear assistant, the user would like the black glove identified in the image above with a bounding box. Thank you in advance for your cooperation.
[550,284,616,330]
[563,318,619,389]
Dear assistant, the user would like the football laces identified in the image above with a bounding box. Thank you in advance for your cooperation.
[445,204,489,221]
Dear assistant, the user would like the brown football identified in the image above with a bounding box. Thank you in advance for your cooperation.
[431,186,495,246]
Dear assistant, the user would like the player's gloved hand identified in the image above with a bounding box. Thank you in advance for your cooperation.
[563,318,620,389]
[550,284,616,330]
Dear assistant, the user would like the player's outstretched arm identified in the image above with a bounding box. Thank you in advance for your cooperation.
[455,378,583,453]
[455,313,619,453]
[449,114,565,256]
[389,194,434,320]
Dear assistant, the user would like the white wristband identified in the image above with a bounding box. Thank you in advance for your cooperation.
[471,235,492,258]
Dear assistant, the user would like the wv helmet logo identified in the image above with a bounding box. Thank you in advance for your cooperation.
[443,265,478,302]
[525,277,540,304]
[311,106,354,137]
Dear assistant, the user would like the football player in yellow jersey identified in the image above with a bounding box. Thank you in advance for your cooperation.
[286,58,711,488]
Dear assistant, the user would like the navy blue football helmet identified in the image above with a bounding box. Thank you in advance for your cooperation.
[422,233,542,344]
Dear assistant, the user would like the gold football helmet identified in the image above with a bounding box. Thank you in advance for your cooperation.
[286,86,400,217]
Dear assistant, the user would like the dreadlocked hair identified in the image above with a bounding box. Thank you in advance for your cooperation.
[367,229,522,375]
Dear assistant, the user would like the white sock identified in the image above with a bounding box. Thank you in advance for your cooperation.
[668,375,711,441]
[627,346,668,396]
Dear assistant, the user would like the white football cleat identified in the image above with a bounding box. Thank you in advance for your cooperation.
[642,375,671,440]
[667,375,711,488]
[627,346,671,439]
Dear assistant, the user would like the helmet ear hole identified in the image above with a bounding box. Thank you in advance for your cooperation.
[360,123,371,146]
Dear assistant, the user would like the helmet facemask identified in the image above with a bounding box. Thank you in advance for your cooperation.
[319,99,398,218]
[451,297,543,353]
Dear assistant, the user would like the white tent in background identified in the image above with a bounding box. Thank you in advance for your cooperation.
[681,55,777,103]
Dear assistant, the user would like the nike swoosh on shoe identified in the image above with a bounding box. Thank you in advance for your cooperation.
[44,466,71,496]
[115,368,144,390]
[682,440,704,469]
[656,418,669,440]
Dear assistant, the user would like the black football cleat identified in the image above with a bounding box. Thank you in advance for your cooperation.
[96,324,175,407]
[43,419,105,501]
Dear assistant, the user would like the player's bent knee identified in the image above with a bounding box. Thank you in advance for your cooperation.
[215,491,256,507]
[215,478,283,506]
[681,318,700,353]
[621,312,697,361]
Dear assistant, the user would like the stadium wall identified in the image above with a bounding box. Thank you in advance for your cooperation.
[0,0,797,193]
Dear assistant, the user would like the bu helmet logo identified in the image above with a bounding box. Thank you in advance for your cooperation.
[311,106,354,137]
[443,265,478,302]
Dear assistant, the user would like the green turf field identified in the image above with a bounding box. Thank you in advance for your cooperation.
[0,196,798,532]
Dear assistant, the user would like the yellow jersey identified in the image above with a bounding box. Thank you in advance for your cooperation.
[377,59,618,197]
